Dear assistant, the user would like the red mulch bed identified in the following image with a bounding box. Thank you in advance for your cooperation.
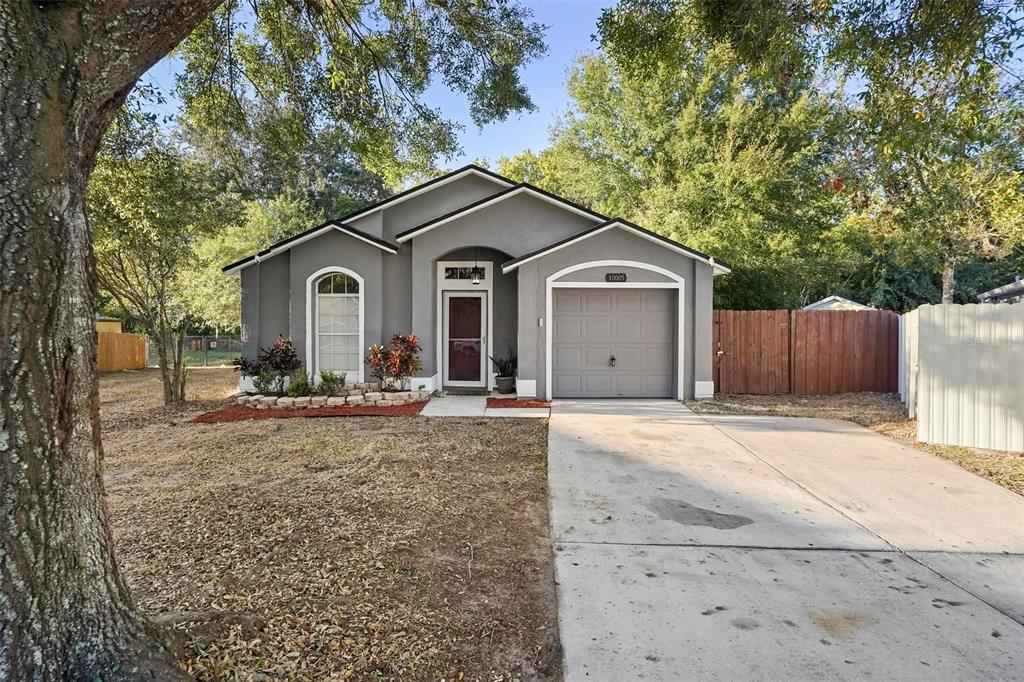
[486,398,551,409]
[194,401,428,424]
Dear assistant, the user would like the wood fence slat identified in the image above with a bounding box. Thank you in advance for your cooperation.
[97,332,146,372]
[713,309,900,396]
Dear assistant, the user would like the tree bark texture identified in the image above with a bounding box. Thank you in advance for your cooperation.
[0,2,221,679]
[941,258,956,303]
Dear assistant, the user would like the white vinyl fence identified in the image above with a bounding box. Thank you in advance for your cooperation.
[901,303,1024,453]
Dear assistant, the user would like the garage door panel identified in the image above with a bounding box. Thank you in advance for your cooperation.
[613,375,643,395]
[643,375,673,395]
[611,348,644,369]
[554,347,583,369]
[584,346,613,367]
[584,294,612,312]
[613,292,643,312]
[584,319,613,341]
[642,318,673,338]
[552,288,675,398]
[643,291,672,312]
[554,375,582,394]
[614,320,643,343]
[555,293,583,312]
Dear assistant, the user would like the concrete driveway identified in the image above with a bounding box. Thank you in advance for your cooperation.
[549,401,1024,681]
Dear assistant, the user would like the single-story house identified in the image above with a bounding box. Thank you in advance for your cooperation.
[96,314,123,333]
[223,165,730,399]
[978,275,1023,304]
[803,295,874,311]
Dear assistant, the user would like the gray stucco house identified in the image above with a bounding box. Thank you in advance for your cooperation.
[223,165,730,399]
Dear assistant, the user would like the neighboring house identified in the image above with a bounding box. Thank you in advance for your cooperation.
[96,314,123,333]
[978,275,1023,304]
[803,295,874,311]
[223,165,730,400]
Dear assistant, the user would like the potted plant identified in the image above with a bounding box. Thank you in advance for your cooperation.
[489,344,517,394]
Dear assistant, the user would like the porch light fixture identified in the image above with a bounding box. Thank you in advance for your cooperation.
[471,248,483,285]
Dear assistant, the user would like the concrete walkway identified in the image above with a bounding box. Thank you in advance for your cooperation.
[549,400,1024,681]
[419,394,549,418]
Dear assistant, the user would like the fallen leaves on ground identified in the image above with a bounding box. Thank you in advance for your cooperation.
[688,392,1023,495]
[101,369,559,680]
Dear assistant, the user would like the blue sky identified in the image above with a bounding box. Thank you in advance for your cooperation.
[141,0,613,171]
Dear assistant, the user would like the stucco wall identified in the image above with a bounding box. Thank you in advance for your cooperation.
[409,192,600,377]
[287,231,385,379]
[350,173,506,241]
[255,254,291,350]
[513,227,715,400]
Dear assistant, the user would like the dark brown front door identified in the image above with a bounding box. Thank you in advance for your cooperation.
[444,292,486,386]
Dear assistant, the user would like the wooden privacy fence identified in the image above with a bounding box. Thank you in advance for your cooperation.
[713,309,900,395]
[97,332,146,372]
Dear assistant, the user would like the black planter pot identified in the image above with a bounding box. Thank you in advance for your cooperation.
[495,375,516,394]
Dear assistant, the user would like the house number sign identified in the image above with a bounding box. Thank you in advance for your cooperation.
[605,273,627,282]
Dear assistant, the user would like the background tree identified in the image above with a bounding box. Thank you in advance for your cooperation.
[89,112,228,403]
[0,1,544,678]
[598,0,1024,302]
[500,45,848,308]
[182,195,325,331]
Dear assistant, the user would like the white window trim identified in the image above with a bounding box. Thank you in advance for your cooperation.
[306,266,365,382]
[436,260,495,389]
[545,260,686,401]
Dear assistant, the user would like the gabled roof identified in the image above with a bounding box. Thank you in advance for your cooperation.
[395,183,608,243]
[222,222,398,274]
[222,164,514,274]
[803,295,873,311]
[500,218,732,275]
[342,164,514,224]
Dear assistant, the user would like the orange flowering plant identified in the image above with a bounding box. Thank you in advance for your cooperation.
[367,334,422,390]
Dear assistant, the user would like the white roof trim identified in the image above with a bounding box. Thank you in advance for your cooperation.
[395,186,604,244]
[501,221,732,275]
[223,223,397,275]
[346,168,513,224]
[803,295,873,310]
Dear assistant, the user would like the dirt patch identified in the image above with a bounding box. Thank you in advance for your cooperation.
[487,398,552,409]
[808,609,871,638]
[194,401,427,423]
[688,393,1024,496]
[100,367,238,432]
[101,371,560,680]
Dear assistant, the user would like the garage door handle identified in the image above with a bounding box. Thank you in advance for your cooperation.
[609,354,616,367]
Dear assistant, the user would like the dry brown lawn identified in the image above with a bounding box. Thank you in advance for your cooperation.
[100,369,559,681]
[688,392,1024,496]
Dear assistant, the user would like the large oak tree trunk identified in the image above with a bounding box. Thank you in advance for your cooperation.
[0,2,220,678]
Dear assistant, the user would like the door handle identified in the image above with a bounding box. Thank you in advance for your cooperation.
[609,354,616,367]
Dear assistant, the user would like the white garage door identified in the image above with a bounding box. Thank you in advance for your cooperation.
[552,288,675,398]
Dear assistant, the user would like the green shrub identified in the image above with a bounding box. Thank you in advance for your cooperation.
[318,371,347,396]
[287,366,313,397]
[253,371,279,395]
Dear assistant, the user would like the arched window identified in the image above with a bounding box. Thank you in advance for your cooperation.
[315,272,361,377]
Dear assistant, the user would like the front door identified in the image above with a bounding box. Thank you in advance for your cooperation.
[443,291,487,387]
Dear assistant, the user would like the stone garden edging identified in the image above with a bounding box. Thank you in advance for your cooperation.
[236,382,432,409]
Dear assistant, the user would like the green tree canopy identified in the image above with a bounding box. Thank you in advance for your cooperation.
[500,46,848,309]
[175,0,547,185]
[597,0,1024,301]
